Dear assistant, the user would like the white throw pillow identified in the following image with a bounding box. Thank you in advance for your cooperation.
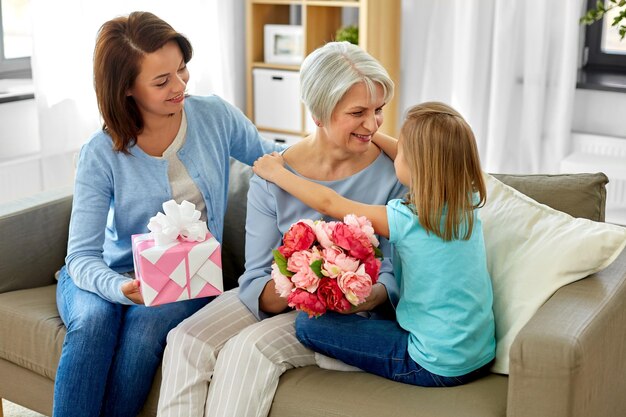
[481,173,626,374]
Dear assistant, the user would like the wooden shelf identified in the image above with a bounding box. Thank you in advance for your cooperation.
[305,1,360,8]
[251,0,302,5]
[246,0,401,137]
[252,62,300,71]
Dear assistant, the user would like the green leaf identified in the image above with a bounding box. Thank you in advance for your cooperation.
[272,249,293,277]
[374,246,384,260]
[309,259,323,278]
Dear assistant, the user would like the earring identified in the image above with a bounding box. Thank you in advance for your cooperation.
[315,120,322,127]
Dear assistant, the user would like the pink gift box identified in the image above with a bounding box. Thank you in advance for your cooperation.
[131,232,223,306]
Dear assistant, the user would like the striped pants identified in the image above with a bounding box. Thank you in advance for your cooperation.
[157,289,316,417]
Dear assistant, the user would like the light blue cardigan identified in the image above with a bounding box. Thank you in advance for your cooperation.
[65,95,281,304]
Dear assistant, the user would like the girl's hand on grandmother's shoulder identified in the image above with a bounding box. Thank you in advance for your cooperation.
[121,279,145,305]
[253,152,285,183]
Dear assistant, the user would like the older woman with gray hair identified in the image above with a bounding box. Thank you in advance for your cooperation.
[158,41,405,417]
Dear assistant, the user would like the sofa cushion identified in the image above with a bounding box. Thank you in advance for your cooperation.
[222,159,253,290]
[0,285,64,379]
[0,284,163,417]
[0,187,72,294]
[270,366,508,417]
[492,173,607,222]
[481,173,626,374]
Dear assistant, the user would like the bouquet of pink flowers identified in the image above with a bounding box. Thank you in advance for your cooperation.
[271,215,383,317]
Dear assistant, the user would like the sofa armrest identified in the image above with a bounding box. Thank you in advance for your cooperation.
[0,187,73,294]
[507,246,626,417]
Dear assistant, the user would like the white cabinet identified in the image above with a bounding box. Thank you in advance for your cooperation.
[253,68,301,132]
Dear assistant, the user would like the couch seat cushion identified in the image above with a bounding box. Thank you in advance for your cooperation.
[0,284,64,380]
[270,366,508,417]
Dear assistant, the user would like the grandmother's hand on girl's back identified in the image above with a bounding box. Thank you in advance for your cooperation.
[253,152,285,182]
[121,279,145,304]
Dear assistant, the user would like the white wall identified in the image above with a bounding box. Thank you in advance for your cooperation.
[0,98,76,204]
[0,99,39,160]
[572,89,626,138]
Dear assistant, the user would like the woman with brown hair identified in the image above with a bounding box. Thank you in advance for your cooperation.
[54,11,279,417]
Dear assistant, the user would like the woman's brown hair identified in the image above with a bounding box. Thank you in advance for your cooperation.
[93,11,192,152]
[400,102,486,241]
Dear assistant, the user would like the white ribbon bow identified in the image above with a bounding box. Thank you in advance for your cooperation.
[147,200,209,246]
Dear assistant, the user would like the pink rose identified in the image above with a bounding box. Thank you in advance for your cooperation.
[322,253,360,278]
[322,247,342,263]
[315,221,337,249]
[317,278,351,313]
[363,256,382,284]
[344,214,379,247]
[338,265,372,306]
[271,263,294,298]
[288,288,327,317]
[334,253,360,273]
[278,221,316,258]
[287,250,312,273]
[332,223,374,261]
[291,268,320,293]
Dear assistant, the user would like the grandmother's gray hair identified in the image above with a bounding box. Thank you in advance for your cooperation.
[300,41,394,126]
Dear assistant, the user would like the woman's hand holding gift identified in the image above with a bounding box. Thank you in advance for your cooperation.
[121,279,145,304]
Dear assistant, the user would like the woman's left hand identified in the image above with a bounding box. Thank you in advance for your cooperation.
[121,279,145,305]
[341,283,388,314]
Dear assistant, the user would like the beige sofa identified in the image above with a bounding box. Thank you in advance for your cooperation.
[1,161,625,417]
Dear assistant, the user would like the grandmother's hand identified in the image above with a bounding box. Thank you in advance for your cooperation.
[253,152,285,183]
[121,279,144,304]
[341,282,387,314]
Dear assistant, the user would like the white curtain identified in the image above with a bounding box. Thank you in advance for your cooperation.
[400,0,585,174]
[31,0,245,160]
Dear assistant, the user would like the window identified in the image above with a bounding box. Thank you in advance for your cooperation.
[579,0,626,92]
[583,0,626,71]
[0,0,32,78]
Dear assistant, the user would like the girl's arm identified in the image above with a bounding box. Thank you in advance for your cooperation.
[372,132,398,160]
[253,153,390,238]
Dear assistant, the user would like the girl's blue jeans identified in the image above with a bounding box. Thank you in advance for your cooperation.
[295,311,492,387]
[53,266,210,417]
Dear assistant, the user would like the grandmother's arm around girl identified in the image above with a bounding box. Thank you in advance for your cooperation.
[253,101,497,387]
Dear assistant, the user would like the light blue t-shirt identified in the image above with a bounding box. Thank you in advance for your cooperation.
[386,199,495,377]
[65,95,282,304]
[238,152,406,320]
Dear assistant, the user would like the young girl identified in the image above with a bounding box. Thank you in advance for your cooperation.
[252,101,496,387]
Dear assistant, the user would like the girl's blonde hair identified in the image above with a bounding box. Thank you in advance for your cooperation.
[400,102,486,241]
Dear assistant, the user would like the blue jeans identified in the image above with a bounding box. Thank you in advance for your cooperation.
[295,311,491,387]
[53,266,210,417]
